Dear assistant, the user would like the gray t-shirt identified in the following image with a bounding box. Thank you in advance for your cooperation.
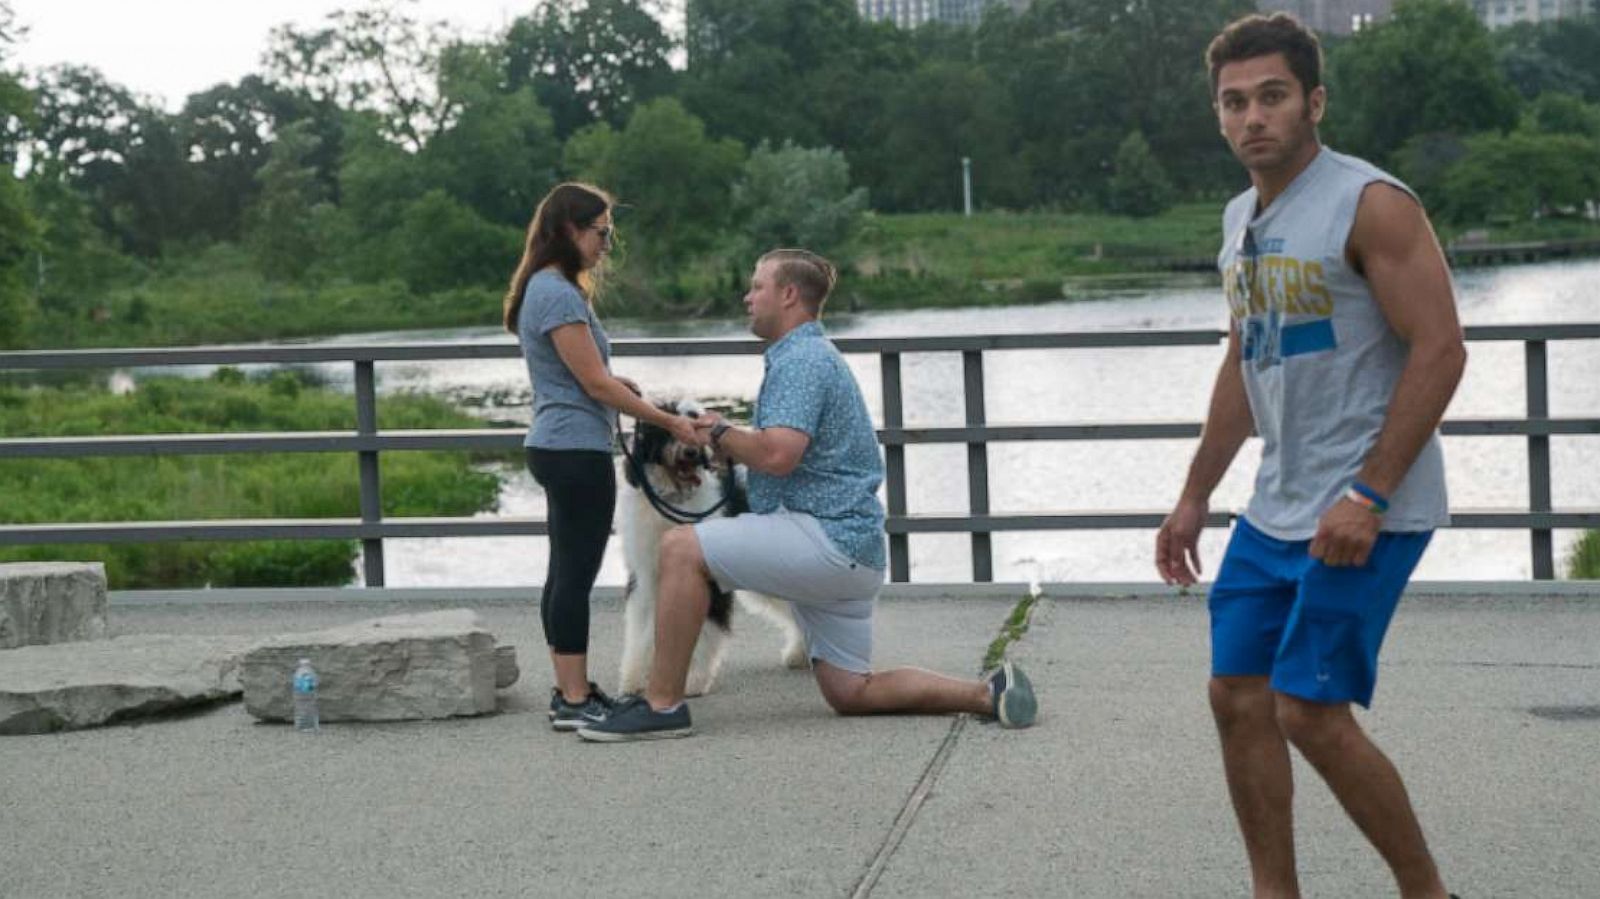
[517,269,616,451]
[1217,147,1450,539]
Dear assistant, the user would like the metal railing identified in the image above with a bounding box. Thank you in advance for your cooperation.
[3,324,1598,584]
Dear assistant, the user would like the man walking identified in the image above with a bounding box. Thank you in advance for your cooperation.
[580,248,1036,741]
[1156,14,1466,899]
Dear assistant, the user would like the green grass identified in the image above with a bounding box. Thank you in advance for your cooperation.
[981,588,1043,672]
[37,243,499,349]
[0,371,510,588]
[840,205,1224,311]
[1567,531,1600,580]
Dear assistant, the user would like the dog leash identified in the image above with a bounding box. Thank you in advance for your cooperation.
[616,427,733,526]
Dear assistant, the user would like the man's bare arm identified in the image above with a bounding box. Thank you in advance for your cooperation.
[1346,183,1467,498]
[1157,327,1254,585]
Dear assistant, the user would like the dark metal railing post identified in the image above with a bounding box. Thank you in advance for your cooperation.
[355,360,385,587]
[1525,340,1554,579]
[963,350,993,582]
[881,352,910,582]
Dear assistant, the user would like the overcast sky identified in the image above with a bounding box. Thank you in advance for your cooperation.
[6,1,538,110]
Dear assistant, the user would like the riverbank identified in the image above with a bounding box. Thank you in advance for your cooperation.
[30,210,1600,350]
[0,371,506,588]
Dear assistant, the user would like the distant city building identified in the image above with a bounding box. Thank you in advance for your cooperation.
[1468,0,1597,29]
[1258,2,1396,36]
[856,0,1028,29]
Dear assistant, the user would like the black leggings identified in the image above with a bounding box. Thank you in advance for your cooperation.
[527,448,616,655]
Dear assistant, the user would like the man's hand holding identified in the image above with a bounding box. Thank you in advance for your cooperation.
[1309,498,1381,567]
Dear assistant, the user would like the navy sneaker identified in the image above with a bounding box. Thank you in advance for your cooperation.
[549,683,613,732]
[987,660,1037,729]
[577,695,693,742]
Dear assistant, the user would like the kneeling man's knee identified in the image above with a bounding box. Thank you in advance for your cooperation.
[816,667,871,716]
[659,526,705,570]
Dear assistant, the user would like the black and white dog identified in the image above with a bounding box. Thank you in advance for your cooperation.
[617,399,807,696]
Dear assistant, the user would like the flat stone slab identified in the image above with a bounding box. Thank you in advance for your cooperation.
[241,609,503,722]
[0,634,249,735]
[0,562,108,649]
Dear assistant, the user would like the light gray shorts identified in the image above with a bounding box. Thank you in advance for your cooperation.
[694,509,885,674]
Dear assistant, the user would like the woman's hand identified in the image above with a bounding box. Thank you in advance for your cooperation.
[667,414,702,447]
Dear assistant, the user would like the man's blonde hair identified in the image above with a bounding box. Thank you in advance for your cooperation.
[759,248,837,311]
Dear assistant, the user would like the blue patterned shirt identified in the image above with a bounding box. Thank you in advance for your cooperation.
[750,321,887,569]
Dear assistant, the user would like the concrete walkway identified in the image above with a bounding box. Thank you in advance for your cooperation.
[1,590,1596,898]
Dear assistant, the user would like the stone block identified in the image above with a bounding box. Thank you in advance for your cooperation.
[495,644,520,689]
[0,562,108,650]
[0,635,249,735]
[240,609,502,723]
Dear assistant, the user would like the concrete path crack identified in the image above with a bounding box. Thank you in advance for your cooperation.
[849,589,1043,898]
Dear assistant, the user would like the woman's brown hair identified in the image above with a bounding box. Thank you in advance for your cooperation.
[502,182,613,333]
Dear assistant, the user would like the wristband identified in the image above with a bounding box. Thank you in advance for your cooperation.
[709,420,732,447]
[1344,483,1388,515]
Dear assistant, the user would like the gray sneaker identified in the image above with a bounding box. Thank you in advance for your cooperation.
[577,695,693,742]
[550,684,614,732]
[988,660,1037,729]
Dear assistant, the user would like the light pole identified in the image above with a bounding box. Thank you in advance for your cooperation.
[962,156,972,217]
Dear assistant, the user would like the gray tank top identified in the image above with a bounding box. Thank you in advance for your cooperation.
[517,269,616,452]
[1218,148,1450,539]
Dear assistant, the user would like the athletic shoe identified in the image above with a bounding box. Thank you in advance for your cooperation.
[548,681,610,719]
[577,695,693,742]
[549,684,614,732]
[987,660,1037,729]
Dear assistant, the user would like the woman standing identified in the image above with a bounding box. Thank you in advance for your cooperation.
[504,182,699,731]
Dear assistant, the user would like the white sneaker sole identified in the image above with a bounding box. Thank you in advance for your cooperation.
[576,726,693,742]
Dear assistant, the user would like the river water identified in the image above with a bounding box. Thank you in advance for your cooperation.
[141,259,1600,586]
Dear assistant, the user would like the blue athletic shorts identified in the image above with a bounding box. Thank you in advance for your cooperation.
[1208,517,1432,708]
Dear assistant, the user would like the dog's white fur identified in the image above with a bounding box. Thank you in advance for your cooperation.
[616,405,808,697]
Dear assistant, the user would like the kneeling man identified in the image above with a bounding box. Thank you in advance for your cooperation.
[579,248,1037,742]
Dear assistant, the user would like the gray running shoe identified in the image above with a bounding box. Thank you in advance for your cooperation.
[549,684,614,732]
[988,660,1037,729]
[577,695,693,742]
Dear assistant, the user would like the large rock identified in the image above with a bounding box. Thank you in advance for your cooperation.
[0,635,248,735]
[240,610,504,723]
[0,562,108,649]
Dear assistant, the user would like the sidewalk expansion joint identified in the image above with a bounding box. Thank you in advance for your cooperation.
[851,588,1042,898]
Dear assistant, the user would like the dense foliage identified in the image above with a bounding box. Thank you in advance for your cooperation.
[0,0,1594,349]
[0,368,507,588]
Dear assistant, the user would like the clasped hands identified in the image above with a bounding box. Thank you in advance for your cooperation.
[664,410,728,451]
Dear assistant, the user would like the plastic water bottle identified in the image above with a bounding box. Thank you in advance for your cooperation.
[292,658,320,733]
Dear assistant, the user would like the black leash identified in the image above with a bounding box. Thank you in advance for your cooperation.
[617,427,732,525]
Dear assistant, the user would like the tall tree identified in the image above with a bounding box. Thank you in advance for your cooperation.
[502,0,677,140]
[262,1,457,152]
[176,76,313,241]
[426,42,561,226]
[1494,17,1600,103]
[563,97,745,276]
[0,1,40,347]
[1325,0,1520,166]
[245,121,329,281]
[871,60,1024,211]
[731,140,868,262]
[21,65,191,256]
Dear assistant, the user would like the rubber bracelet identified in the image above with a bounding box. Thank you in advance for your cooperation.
[1343,486,1386,515]
[1348,481,1390,513]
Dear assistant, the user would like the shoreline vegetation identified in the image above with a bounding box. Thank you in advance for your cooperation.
[3,210,1597,584]
[21,207,1600,350]
[0,369,510,588]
